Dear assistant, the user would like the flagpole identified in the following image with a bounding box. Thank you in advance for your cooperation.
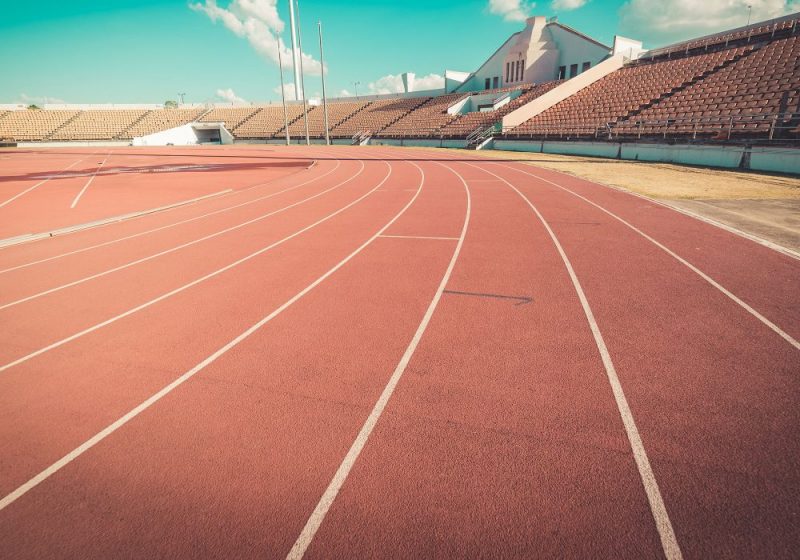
[318,21,330,146]
[295,0,311,145]
[277,41,291,146]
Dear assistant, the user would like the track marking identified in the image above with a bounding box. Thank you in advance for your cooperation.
[70,153,111,209]
[379,235,458,241]
[443,289,532,305]
[0,158,86,209]
[287,161,470,560]
[464,161,683,560]
[0,160,343,273]
[0,162,366,311]
[496,162,800,352]
[0,160,423,514]
[0,161,390,374]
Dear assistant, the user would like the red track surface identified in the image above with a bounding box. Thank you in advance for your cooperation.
[0,145,797,559]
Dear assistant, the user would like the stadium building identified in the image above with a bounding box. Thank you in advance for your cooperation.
[0,12,797,173]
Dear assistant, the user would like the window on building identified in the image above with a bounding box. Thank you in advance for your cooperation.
[582,61,591,72]
[505,62,510,82]
[485,77,491,90]
[569,63,578,78]
[558,65,566,79]
[515,60,520,81]
[493,76,499,88]
[520,59,525,81]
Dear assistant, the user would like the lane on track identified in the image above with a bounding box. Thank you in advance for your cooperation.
[0,159,419,497]
[0,159,385,367]
[0,148,316,240]
[294,159,669,559]
[494,161,800,342]
[478,160,799,558]
[0,156,339,271]
[0,159,363,306]
[0,160,467,559]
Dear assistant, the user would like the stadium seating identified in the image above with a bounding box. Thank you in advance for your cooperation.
[380,93,470,136]
[331,97,431,137]
[121,108,206,139]
[0,110,80,141]
[234,105,307,139]
[50,109,148,140]
[441,81,562,136]
[198,107,260,132]
[283,100,372,138]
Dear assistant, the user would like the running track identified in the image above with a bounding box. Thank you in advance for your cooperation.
[0,145,797,559]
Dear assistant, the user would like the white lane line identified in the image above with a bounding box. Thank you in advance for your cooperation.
[0,160,420,513]
[0,158,86,209]
[0,160,342,273]
[496,162,800,352]
[465,161,683,560]
[287,161,470,560]
[0,162,364,311]
[0,161,388,374]
[379,235,458,241]
[70,153,111,209]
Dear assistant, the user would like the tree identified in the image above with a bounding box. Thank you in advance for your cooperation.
[164,100,178,109]
[27,104,41,110]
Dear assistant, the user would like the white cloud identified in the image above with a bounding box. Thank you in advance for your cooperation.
[619,0,800,46]
[273,83,296,99]
[552,0,588,10]
[337,88,353,97]
[190,0,322,77]
[216,88,246,103]
[15,93,66,105]
[365,73,445,95]
[488,0,534,22]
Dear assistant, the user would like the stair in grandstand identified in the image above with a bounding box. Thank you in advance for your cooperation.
[374,96,432,134]
[230,107,263,133]
[352,130,371,145]
[117,110,154,139]
[277,104,315,136]
[196,107,214,121]
[44,111,83,141]
[616,45,762,126]
[466,125,497,149]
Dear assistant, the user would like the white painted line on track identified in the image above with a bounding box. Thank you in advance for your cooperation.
[0,161,365,311]
[0,158,86,209]
[0,161,388,374]
[0,189,232,249]
[0,160,343,272]
[465,161,683,560]
[379,235,459,241]
[496,163,800,352]
[70,153,111,209]
[287,161,470,560]
[0,160,421,514]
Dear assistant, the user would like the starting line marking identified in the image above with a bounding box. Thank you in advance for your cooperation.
[0,157,86,209]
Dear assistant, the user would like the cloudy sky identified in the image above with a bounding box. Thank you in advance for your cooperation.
[1,0,796,104]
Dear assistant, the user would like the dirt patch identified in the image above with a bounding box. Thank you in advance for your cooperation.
[468,149,800,200]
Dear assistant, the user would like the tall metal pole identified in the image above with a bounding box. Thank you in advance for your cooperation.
[287,0,302,100]
[295,0,310,145]
[277,40,291,146]
[318,20,330,146]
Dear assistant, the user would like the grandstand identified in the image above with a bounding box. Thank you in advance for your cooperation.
[0,12,797,156]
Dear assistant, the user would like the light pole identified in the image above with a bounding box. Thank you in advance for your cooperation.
[352,81,360,98]
[277,41,291,146]
[318,20,330,145]
[295,0,310,145]
[178,92,186,105]
[746,4,752,26]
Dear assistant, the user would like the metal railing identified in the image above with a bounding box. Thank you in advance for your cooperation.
[500,112,800,144]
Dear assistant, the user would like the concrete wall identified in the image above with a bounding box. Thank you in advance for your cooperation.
[548,24,610,76]
[502,53,625,128]
[133,123,232,146]
[492,139,800,174]
[368,138,468,149]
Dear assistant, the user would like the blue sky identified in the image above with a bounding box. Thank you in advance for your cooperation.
[0,0,796,105]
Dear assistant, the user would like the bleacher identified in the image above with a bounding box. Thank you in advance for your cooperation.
[0,110,80,141]
[331,97,430,137]
[121,108,206,139]
[50,109,148,141]
[283,100,371,138]
[234,105,307,139]
[198,107,260,132]
[381,93,469,136]
[509,16,800,141]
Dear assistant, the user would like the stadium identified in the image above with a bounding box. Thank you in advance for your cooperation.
[0,1,798,558]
